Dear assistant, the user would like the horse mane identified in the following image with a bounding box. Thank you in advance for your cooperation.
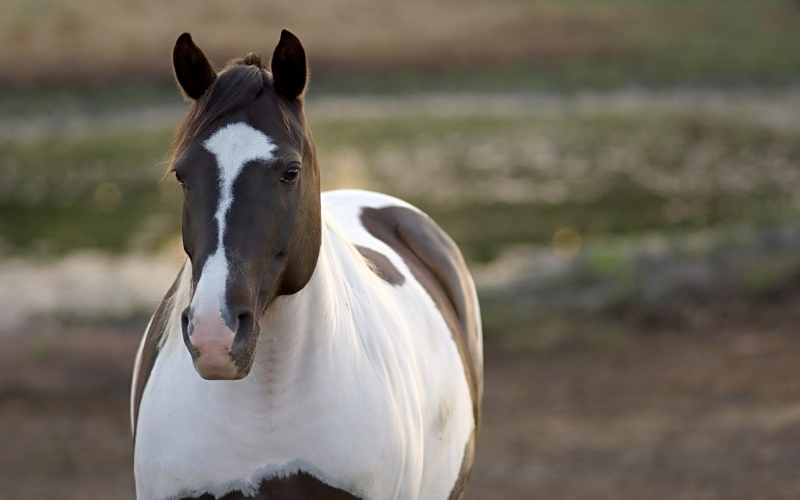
[170,56,268,168]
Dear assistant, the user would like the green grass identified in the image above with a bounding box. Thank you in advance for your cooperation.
[0,130,176,255]
[0,83,178,118]
[2,102,799,260]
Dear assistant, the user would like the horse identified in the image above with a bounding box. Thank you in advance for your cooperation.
[131,29,483,500]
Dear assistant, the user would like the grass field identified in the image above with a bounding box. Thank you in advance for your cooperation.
[3,91,799,260]
[3,2,800,499]
[3,89,800,345]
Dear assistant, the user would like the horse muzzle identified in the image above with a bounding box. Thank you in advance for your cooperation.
[181,306,257,380]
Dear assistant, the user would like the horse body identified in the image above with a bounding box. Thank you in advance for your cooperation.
[134,190,480,500]
[132,30,481,500]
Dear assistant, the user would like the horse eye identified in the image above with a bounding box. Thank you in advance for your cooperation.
[281,165,300,184]
[174,170,185,185]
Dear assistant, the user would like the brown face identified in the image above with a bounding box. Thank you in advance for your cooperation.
[171,31,320,380]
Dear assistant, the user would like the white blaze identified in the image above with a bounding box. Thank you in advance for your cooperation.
[190,122,277,323]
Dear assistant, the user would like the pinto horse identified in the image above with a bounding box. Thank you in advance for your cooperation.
[131,30,482,500]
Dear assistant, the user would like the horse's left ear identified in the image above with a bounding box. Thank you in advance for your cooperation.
[271,29,307,100]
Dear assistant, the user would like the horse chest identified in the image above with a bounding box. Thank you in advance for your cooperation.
[134,231,476,500]
[134,332,405,500]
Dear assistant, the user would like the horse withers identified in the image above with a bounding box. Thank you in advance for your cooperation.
[131,29,483,500]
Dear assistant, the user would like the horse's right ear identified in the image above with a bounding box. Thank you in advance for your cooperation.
[172,33,216,100]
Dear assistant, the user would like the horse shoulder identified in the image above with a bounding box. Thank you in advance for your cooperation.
[130,264,185,437]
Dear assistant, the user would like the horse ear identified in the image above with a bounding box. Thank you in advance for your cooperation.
[173,33,217,100]
[271,29,307,100]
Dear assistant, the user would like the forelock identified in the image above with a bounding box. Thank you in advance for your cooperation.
[171,63,266,164]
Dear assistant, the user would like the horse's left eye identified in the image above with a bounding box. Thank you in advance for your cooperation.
[281,165,300,184]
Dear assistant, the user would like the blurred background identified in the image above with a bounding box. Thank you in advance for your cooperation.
[2,0,800,498]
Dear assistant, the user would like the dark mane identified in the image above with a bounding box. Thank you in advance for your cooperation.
[170,57,268,166]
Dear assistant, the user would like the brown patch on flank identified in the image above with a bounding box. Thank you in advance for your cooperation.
[131,264,184,440]
[361,205,483,499]
[360,205,483,422]
[183,471,361,499]
[356,245,405,285]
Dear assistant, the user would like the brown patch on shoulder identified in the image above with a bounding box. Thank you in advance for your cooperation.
[181,471,361,499]
[356,245,405,285]
[132,265,184,440]
[360,205,483,422]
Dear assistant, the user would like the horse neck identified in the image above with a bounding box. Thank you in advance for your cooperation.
[249,216,358,387]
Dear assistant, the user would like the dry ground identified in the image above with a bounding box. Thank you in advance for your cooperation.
[0,0,625,85]
[3,0,800,87]
[2,295,800,500]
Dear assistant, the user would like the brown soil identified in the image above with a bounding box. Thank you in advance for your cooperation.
[0,1,629,86]
[2,298,800,500]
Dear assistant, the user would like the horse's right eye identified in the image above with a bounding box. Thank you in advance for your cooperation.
[175,170,186,186]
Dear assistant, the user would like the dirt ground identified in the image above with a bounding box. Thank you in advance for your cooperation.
[3,297,800,500]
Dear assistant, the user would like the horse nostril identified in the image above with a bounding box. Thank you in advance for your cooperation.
[181,308,191,336]
[236,311,253,334]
